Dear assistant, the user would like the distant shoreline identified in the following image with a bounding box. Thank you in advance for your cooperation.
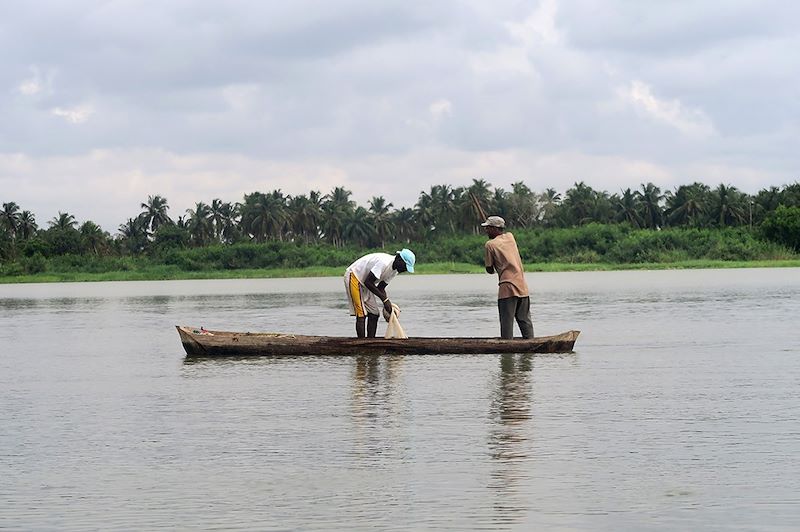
[2,259,799,284]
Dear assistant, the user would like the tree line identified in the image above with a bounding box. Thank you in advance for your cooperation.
[2,180,800,264]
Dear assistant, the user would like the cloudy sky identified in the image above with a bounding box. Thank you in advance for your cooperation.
[2,0,798,232]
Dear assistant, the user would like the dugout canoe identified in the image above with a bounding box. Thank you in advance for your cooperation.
[176,325,580,357]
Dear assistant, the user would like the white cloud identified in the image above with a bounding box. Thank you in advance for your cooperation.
[468,1,563,78]
[222,83,263,113]
[429,99,452,121]
[17,65,54,96]
[622,80,715,139]
[51,104,94,124]
[507,0,562,47]
[18,79,41,96]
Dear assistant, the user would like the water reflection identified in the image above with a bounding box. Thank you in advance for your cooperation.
[351,355,403,417]
[489,353,534,524]
[0,298,39,310]
[349,355,406,465]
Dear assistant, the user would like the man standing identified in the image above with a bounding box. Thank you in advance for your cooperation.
[482,216,534,339]
[344,249,415,338]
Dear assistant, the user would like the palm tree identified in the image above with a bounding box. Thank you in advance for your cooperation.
[342,207,375,247]
[539,188,562,227]
[751,186,781,226]
[463,179,493,230]
[636,182,664,229]
[665,182,709,227]
[238,191,287,242]
[1,202,21,238]
[218,202,241,243]
[118,217,149,254]
[185,202,213,246]
[287,193,322,243]
[320,201,347,247]
[328,187,356,212]
[209,199,226,242]
[592,191,615,224]
[139,195,172,235]
[203,199,241,243]
[561,182,596,226]
[559,182,617,226]
[424,184,458,235]
[17,211,38,240]
[80,221,107,255]
[238,192,263,240]
[468,179,493,209]
[710,184,746,227]
[414,189,436,235]
[613,188,643,227]
[49,212,78,230]
[507,181,538,228]
[320,187,355,247]
[754,186,781,211]
[255,191,289,242]
[453,187,476,232]
[392,207,416,243]
[368,196,393,247]
[779,182,800,207]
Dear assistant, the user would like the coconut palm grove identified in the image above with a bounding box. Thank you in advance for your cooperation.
[2,180,800,279]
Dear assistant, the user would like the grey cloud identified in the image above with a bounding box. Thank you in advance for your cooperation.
[2,0,486,157]
[1,0,799,231]
[559,0,799,55]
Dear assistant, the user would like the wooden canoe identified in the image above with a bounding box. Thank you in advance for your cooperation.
[176,326,580,357]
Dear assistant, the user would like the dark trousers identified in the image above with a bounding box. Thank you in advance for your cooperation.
[498,296,534,339]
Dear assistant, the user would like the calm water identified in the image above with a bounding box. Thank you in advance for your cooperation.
[1,269,799,531]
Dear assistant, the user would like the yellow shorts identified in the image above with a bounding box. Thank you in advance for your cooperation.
[346,271,366,318]
[344,270,384,317]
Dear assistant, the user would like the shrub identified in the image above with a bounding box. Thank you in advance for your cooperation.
[22,253,47,274]
[761,205,800,252]
[0,261,24,276]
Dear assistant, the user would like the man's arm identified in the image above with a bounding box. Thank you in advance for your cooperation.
[364,272,393,315]
[484,242,495,274]
[364,272,387,300]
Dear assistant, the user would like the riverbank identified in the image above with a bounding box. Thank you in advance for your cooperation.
[2,259,799,284]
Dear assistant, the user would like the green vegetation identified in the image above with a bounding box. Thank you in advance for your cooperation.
[2,180,799,283]
[761,205,800,252]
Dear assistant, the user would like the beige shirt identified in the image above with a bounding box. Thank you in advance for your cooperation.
[485,232,529,299]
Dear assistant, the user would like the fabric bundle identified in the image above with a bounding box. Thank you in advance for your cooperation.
[384,303,407,339]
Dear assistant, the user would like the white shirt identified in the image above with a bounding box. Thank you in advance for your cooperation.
[346,253,398,286]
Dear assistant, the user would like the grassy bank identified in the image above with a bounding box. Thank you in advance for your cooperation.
[2,259,799,284]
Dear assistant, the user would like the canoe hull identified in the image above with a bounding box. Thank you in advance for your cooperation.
[176,326,580,357]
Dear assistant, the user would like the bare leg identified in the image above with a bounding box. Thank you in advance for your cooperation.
[367,313,379,338]
[356,316,366,338]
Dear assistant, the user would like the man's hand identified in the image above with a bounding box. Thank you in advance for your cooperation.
[382,298,393,321]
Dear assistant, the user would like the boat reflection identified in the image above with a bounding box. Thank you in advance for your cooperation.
[488,353,534,524]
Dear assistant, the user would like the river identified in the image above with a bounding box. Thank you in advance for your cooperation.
[1,269,798,530]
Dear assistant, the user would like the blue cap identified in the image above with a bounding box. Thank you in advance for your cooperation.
[397,248,415,273]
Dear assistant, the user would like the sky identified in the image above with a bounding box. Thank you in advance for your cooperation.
[2,0,799,232]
